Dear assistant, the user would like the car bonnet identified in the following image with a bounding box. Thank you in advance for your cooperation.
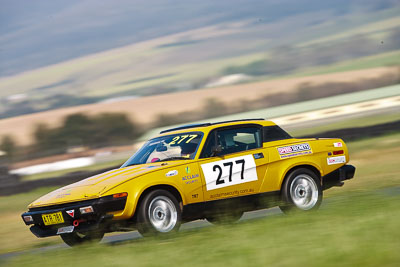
[28,163,180,208]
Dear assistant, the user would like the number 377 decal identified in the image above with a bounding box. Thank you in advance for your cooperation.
[201,155,258,191]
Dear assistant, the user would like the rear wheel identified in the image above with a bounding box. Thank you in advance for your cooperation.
[279,168,322,214]
[136,189,182,237]
[60,230,104,247]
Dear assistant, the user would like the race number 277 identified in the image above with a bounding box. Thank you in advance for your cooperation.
[214,159,245,185]
[201,155,258,191]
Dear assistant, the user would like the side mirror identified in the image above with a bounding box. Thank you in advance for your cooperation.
[211,145,222,157]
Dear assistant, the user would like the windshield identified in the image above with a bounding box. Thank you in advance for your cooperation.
[121,132,203,167]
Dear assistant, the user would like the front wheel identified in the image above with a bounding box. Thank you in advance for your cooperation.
[60,230,104,247]
[279,168,322,214]
[136,189,182,237]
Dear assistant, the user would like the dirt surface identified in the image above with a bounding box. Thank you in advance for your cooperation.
[0,66,398,145]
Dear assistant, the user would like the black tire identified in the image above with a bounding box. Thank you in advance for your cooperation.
[136,189,182,237]
[279,168,322,214]
[60,230,104,247]
[206,210,244,225]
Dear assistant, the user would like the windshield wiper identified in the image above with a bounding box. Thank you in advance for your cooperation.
[159,157,191,162]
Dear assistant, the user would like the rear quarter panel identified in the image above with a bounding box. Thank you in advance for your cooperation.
[260,138,349,192]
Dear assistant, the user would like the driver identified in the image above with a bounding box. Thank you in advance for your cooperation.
[180,142,197,158]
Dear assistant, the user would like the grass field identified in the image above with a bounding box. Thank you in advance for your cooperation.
[0,187,61,255]
[5,192,400,267]
[1,130,399,266]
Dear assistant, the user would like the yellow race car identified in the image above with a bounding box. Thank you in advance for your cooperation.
[22,119,355,246]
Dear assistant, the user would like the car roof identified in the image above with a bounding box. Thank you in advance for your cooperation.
[158,119,276,136]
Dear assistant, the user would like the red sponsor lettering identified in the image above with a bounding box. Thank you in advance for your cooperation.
[278,147,293,154]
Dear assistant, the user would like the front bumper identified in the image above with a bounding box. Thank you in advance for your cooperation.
[21,195,127,237]
[322,164,356,190]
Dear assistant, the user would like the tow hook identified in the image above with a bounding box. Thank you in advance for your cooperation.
[73,219,85,227]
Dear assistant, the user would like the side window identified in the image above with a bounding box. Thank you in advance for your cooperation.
[263,126,292,142]
[217,127,261,156]
[200,126,262,158]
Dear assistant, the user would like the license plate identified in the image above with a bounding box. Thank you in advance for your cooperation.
[57,226,74,234]
[42,212,64,226]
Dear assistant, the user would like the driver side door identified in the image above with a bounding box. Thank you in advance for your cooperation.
[197,125,268,201]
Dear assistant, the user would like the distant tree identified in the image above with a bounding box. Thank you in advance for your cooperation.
[90,113,139,147]
[33,123,66,155]
[59,113,92,147]
[32,113,142,156]
[202,98,228,118]
[153,114,181,127]
[0,135,17,160]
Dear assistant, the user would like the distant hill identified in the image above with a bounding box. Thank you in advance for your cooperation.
[1,0,398,77]
[0,0,399,121]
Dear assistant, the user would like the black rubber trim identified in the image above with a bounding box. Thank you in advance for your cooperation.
[160,119,265,134]
[322,165,356,190]
[22,196,126,226]
[29,214,114,238]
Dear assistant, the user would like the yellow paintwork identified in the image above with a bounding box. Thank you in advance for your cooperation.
[28,120,350,220]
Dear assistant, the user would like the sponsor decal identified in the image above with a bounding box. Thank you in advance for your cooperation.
[182,174,200,185]
[327,156,346,165]
[168,134,198,145]
[210,188,255,199]
[280,151,312,158]
[277,143,312,159]
[185,166,191,174]
[57,226,74,235]
[165,170,178,177]
[66,210,75,218]
[333,142,343,147]
[201,155,258,191]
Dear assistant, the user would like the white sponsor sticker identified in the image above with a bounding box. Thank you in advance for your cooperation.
[333,142,343,147]
[57,226,74,235]
[327,156,346,165]
[165,170,178,177]
[277,143,312,159]
[201,155,258,191]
